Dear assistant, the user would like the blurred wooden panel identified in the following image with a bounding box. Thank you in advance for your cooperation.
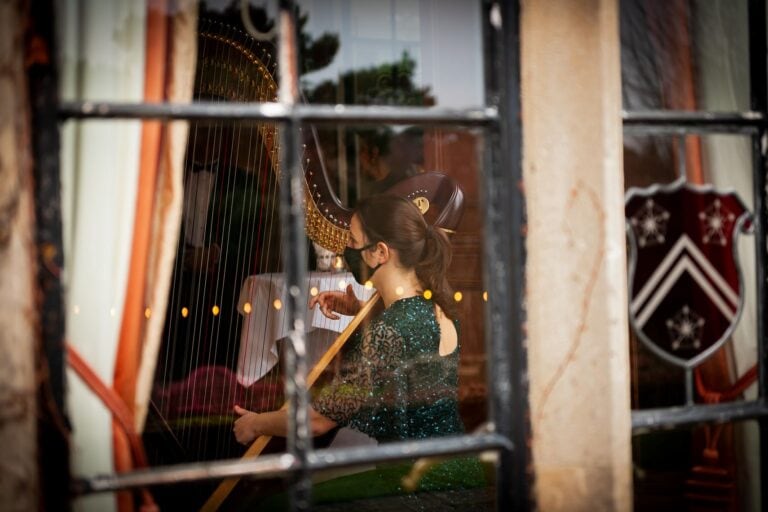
[425,129,487,429]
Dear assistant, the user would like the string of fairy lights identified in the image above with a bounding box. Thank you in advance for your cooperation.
[69,286,488,319]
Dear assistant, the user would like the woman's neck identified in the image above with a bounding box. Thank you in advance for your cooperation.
[373,266,421,307]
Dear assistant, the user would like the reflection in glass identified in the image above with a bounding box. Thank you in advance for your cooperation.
[633,420,761,511]
[298,0,484,109]
[621,0,749,112]
[624,134,756,410]
[625,130,760,509]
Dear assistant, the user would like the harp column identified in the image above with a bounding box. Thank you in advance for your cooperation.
[520,0,632,510]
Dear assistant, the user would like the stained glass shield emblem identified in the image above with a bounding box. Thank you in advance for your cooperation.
[625,180,752,368]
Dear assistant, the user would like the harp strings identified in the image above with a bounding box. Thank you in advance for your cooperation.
[216,53,260,455]
[160,22,213,451]
[193,21,286,456]
[154,19,206,450]
[150,20,269,455]
[196,22,227,449]
[198,23,280,455]
[194,26,225,450]
[180,22,227,448]
[153,17,349,463]
[207,23,260,454]
[214,32,278,455]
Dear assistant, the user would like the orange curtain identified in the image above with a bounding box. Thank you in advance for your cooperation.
[665,0,704,184]
[134,0,198,432]
[112,2,169,510]
[645,0,703,181]
[110,2,198,509]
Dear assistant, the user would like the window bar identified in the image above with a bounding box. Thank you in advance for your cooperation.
[748,0,768,499]
[276,1,312,510]
[622,110,765,133]
[74,432,512,495]
[632,400,768,433]
[57,101,499,126]
[29,0,71,505]
[484,1,531,510]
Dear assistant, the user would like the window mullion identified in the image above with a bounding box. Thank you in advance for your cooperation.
[276,1,312,510]
[747,0,768,500]
[484,1,530,511]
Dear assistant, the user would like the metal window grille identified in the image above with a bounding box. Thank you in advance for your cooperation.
[33,1,530,510]
[623,0,768,499]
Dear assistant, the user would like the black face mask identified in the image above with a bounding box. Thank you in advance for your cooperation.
[343,243,381,285]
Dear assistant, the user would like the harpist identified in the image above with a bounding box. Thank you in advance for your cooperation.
[233,194,485,507]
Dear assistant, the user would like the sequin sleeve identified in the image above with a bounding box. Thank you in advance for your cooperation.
[312,320,404,428]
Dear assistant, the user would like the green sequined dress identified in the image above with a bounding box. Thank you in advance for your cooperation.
[314,295,463,441]
[309,295,487,505]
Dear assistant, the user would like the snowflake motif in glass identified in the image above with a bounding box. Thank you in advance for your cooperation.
[698,199,735,246]
[665,305,705,351]
[630,199,670,248]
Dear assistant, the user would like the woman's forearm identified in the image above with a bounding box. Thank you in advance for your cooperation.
[242,407,338,439]
[254,409,291,437]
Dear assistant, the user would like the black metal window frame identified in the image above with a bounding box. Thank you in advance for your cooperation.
[623,0,768,498]
[42,1,530,510]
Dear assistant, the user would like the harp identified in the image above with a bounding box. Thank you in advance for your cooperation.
[145,17,465,510]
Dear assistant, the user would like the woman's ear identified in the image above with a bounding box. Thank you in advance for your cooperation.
[374,241,390,265]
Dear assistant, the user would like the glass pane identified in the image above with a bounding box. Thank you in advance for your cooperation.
[633,419,761,511]
[305,455,494,510]
[624,134,757,410]
[60,1,494,507]
[226,123,490,509]
[57,0,486,109]
[296,0,485,108]
[621,0,750,112]
[63,117,492,510]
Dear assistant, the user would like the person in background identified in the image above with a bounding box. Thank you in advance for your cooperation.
[357,128,424,197]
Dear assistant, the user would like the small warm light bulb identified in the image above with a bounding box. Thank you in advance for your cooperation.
[212,305,220,316]
[453,291,463,302]
[310,286,319,297]
[338,280,346,290]
[423,289,433,300]
[181,307,189,318]
[73,305,80,315]
[144,307,152,319]
[273,299,283,310]
[243,302,252,314]
[395,286,404,296]
[334,256,344,269]
[364,280,374,290]
[483,291,488,302]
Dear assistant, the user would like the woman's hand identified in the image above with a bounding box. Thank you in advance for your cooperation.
[233,405,261,445]
[308,284,361,319]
